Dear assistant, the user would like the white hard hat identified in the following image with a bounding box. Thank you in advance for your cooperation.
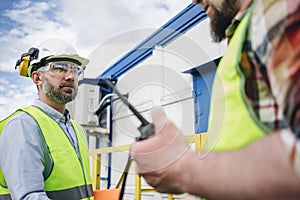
[16,38,89,77]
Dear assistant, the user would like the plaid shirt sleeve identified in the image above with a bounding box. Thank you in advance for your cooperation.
[250,0,300,177]
[261,0,300,135]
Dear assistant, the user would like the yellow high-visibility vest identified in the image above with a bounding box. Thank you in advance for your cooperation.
[0,106,94,200]
[205,5,271,152]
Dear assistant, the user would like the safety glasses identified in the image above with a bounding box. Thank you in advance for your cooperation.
[39,61,84,80]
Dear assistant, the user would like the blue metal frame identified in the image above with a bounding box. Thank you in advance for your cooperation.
[97,2,207,80]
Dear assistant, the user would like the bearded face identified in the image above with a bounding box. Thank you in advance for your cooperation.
[208,0,241,42]
[40,74,78,104]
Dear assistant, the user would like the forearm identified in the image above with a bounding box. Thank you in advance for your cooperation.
[132,107,300,199]
[183,132,300,199]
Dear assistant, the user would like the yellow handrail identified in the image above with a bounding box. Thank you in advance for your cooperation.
[89,133,207,199]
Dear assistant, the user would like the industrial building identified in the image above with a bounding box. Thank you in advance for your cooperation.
[68,1,227,199]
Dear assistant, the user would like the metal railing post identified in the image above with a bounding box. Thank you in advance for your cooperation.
[135,174,141,200]
[92,154,101,190]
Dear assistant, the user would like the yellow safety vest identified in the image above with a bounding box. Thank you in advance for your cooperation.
[0,106,94,200]
[205,6,271,152]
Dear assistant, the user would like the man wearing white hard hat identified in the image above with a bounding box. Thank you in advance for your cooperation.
[0,38,93,200]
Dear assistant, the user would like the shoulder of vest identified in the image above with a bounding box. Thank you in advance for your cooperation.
[0,106,36,130]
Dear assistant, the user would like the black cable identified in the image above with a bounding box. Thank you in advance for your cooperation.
[103,78,154,199]
[119,155,132,200]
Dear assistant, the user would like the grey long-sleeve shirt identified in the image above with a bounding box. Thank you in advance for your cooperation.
[0,100,79,200]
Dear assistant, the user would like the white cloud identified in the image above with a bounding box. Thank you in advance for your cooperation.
[0,86,5,92]
[0,92,36,119]
[58,0,190,48]
[0,0,191,72]
[0,78,9,85]
[0,0,74,72]
[0,72,37,119]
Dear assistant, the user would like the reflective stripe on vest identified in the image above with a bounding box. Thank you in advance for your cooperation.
[0,194,11,200]
[47,184,93,200]
[205,5,271,151]
[0,185,93,200]
[0,106,94,200]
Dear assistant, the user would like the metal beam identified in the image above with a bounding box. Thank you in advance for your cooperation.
[97,3,207,81]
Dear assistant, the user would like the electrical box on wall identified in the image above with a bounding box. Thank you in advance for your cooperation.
[69,83,100,126]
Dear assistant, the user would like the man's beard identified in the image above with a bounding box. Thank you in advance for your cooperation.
[41,77,78,104]
[209,0,240,42]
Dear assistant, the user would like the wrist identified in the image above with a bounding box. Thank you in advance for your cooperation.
[177,149,200,193]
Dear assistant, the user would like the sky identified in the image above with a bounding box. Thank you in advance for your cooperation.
[0,0,192,119]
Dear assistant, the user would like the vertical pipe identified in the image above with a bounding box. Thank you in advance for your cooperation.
[135,174,141,200]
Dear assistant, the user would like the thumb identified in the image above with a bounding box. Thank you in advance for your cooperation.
[151,105,167,135]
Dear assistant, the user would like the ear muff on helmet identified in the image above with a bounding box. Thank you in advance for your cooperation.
[18,55,30,76]
[15,48,39,77]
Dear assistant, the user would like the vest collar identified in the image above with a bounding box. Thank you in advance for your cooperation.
[225,0,253,42]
